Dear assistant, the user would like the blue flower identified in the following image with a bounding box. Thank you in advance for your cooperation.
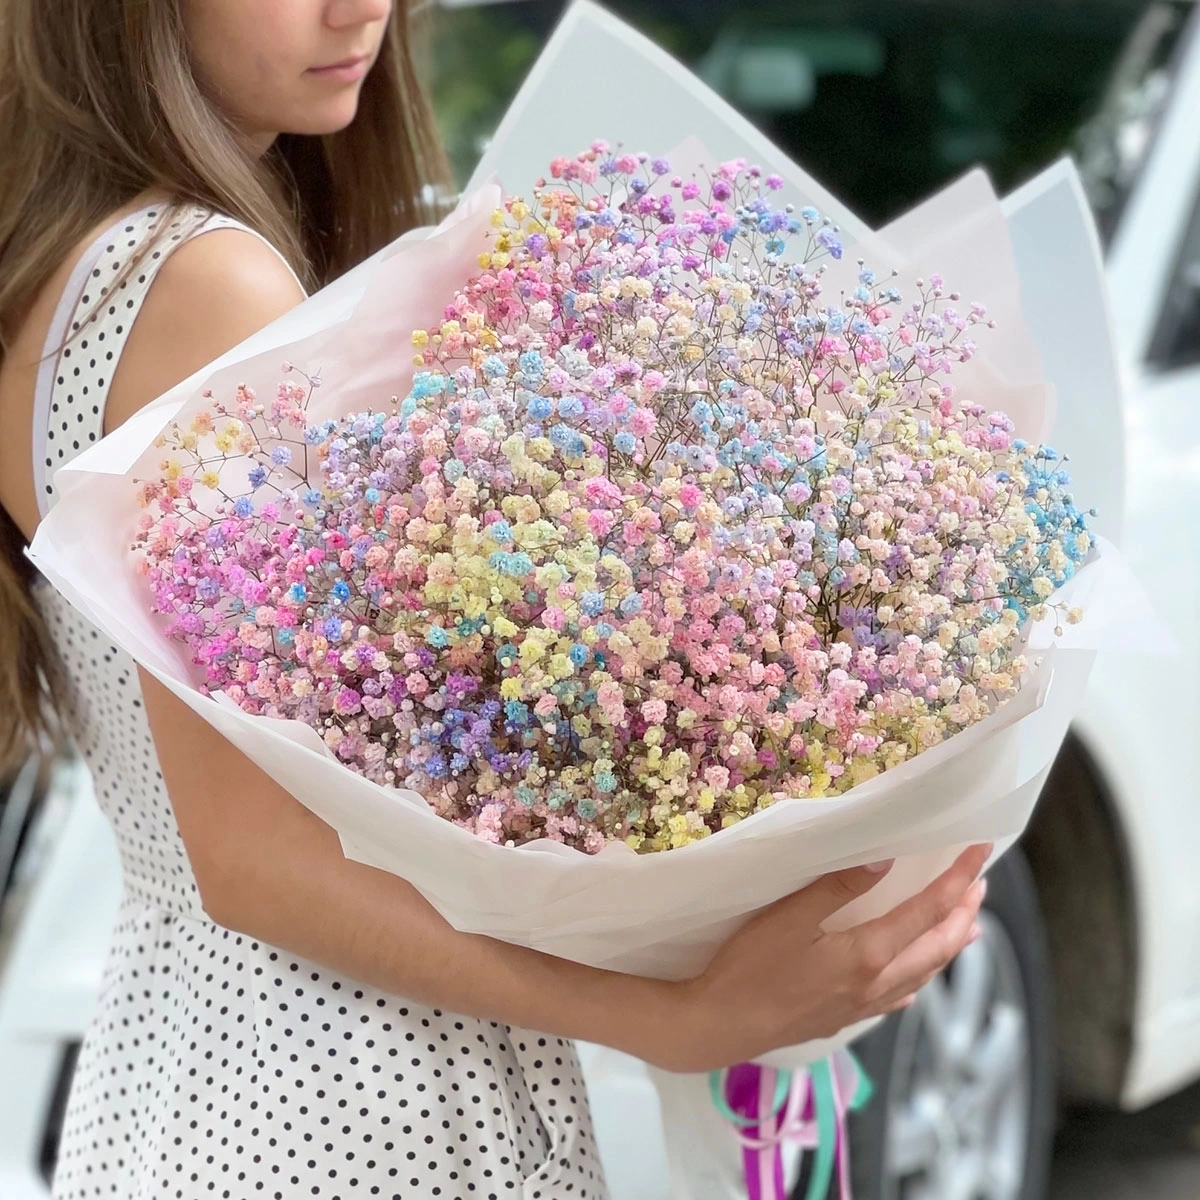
[248,465,268,489]
[527,395,554,421]
[288,583,307,603]
[581,591,606,617]
[331,581,351,603]
[613,431,636,454]
[364,487,380,504]
[411,371,449,399]
[303,488,322,506]
[549,423,585,456]
[817,227,844,259]
[618,594,643,616]
[271,446,292,467]
[233,497,254,519]
[487,519,513,544]
[488,551,534,577]
[426,626,449,649]
[322,617,342,640]
[518,350,544,378]
[569,643,589,666]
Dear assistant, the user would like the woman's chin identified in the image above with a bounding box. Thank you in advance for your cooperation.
[282,96,365,138]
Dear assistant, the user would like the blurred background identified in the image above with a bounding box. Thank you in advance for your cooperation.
[429,0,1182,240]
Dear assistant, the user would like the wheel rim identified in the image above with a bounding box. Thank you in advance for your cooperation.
[879,910,1031,1200]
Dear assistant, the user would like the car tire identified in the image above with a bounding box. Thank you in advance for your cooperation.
[794,845,1056,1200]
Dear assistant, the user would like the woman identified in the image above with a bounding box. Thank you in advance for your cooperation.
[0,2,988,1196]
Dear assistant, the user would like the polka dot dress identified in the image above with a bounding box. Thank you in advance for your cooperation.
[34,206,607,1200]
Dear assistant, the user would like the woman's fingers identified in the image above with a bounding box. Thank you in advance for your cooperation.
[785,860,897,928]
[867,886,984,1007]
[848,845,991,967]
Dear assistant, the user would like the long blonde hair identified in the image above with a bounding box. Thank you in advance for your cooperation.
[0,0,453,776]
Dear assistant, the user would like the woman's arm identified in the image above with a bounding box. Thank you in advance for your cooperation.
[108,231,987,1074]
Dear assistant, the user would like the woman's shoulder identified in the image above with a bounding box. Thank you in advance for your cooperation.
[104,215,305,435]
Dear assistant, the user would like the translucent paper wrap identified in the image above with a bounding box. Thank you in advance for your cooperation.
[30,0,1153,1097]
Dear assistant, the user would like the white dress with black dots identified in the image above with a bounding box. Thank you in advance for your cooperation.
[34,205,607,1200]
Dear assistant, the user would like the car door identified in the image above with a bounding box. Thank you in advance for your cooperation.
[1088,9,1200,1100]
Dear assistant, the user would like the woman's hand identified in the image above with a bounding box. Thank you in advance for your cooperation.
[650,846,990,1073]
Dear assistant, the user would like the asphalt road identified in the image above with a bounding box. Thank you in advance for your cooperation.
[1053,1081,1200,1199]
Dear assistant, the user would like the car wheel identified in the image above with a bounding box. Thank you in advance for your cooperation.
[798,846,1056,1200]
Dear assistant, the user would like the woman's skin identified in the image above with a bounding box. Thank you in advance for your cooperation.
[0,0,987,1077]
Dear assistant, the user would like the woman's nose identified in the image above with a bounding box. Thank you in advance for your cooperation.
[324,0,393,30]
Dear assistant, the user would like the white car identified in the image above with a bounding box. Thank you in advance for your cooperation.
[4,3,1200,1199]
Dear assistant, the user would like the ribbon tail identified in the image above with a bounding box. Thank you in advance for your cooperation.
[842,1047,875,1110]
[804,1059,838,1200]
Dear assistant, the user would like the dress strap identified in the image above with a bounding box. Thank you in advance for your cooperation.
[33,205,303,518]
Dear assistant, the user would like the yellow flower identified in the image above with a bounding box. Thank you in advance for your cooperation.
[847,758,880,786]
[199,470,221,490]
[518,639,545,665]
[411,329,430,348]
[542,490,572,518]
[667,814,692,849]
[500,677,523,701]
[663,749,690,780]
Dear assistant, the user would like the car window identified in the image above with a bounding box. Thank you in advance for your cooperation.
[1148,187,1200,370]
[431,0,1187,232]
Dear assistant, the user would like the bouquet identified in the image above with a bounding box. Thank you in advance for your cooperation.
[31,159,1128,1008]
[132,149,1092,862]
